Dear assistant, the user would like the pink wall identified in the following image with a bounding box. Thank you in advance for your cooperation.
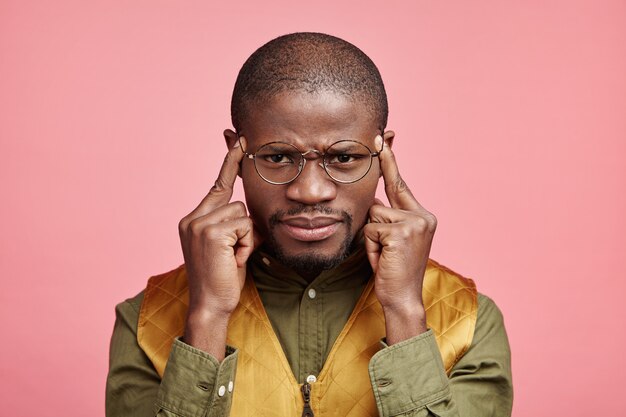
[1,1,625,415]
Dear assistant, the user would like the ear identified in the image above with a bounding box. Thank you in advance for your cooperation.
[383,130,395,149]
[223,128,239,149]
[223,129,243,177]
[379,130,395,177]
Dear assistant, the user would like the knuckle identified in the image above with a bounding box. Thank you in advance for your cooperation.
[412,213,437,233]
[221,151,237,169]
[203,226,221,241]
[178,217,189,234]
[211,178,229,193]
[413,217,429,233]
[398,226,413,240]
[236,215,250,227]
[387,176,409,194]
[188,218,205,236]
[363,223,376,236]
[223,151,233,165]
[222,152,232,166]
[231,200,247,215]
[427,213,438,232]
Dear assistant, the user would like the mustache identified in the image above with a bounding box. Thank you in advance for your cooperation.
[269,204,353,227]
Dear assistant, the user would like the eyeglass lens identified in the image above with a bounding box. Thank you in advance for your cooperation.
[253,141,373,184]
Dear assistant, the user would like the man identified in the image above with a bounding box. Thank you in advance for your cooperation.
[106,32,513,417]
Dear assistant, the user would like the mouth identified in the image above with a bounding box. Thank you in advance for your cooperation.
[280,216,342,242]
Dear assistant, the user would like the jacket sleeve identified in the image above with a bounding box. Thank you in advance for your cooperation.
[105,294,238,417]
[368,294,513,416]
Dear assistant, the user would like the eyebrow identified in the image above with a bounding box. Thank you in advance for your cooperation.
[258,143,300,152]
[258,138,372,151]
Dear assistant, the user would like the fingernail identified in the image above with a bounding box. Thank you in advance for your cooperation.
[238,137,247,150]
[233,139,241,148]
[375,135,383,150]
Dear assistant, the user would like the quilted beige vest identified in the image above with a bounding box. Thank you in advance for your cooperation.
[138,259,477,416]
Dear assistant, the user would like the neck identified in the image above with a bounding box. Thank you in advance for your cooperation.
[294,267,323,282]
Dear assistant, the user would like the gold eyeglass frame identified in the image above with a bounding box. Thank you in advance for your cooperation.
[238,136,383,185]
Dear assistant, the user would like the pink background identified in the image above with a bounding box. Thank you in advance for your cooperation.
[1,1,625,415]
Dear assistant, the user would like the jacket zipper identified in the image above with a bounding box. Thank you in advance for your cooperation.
[301,382,315,417]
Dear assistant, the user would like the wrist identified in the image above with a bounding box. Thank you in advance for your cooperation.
[183,309,232,360]
[382,303,427,345]
[186,305,233,326]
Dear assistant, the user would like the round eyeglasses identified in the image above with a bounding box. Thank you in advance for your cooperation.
[240,138,383,185]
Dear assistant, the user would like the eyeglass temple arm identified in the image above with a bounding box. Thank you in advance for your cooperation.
[236,135,253,157]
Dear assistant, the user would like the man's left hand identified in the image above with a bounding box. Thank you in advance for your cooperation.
[364,134,437,345]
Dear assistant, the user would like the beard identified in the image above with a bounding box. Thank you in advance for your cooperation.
[265,204,355,275]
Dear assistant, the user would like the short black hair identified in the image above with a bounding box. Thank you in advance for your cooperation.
[231,32,388,132]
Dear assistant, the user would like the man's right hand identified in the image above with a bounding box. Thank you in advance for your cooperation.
[177,136,259,359]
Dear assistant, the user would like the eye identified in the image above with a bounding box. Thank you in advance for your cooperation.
[265,154,294,164]
[327,153,359,164]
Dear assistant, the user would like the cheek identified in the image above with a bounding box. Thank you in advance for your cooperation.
[241,167,278,233]
[343,177,379,228]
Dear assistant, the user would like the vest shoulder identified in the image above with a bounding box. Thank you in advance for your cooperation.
[139,264,189,335]
[140,263,189,324]
[145,264,187,289]
[426,258,477,290]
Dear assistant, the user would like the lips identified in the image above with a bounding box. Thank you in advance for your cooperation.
[280,216,342,242]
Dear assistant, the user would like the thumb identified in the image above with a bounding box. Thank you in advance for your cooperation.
[235,222,265,268]
[363,224,381,273]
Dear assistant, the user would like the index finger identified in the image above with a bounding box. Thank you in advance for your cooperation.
[377,135,421,211]
[193,136,247,216]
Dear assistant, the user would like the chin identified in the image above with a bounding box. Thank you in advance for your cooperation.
[267,228,356,273]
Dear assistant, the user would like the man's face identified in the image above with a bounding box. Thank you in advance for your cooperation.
[235,90,383,273]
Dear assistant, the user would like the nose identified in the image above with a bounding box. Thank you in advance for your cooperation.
[285,155,337,205]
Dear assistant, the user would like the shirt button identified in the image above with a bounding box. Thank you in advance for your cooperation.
[306,374,317,383]
[228,381,234,392]
[308,288,317,299]
[262,257,271,266]
[218,385,226,396]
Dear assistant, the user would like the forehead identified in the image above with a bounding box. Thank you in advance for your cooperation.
[240,90,379,150]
